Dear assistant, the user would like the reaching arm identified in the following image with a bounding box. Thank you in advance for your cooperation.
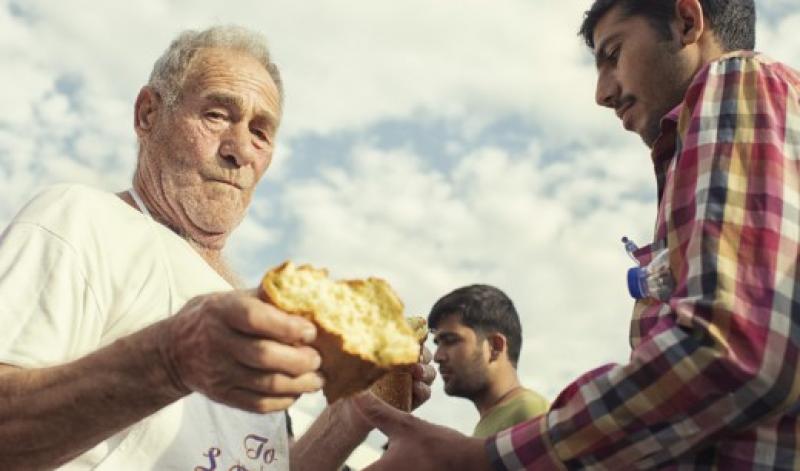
[290,396,373,471]
[291,348,436,470]
[488,54,800,469]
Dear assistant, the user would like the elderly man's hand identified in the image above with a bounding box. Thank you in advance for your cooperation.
[159,289,323,413]
[410,346,436,410]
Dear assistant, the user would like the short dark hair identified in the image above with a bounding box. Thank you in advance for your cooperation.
[578,0,756,52]
[428,284,523,367]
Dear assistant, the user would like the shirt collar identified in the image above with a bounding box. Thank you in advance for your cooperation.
[646,51,757,202]
[649,103,682,203]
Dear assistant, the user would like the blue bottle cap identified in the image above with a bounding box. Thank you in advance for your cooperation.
[627,267,645,299]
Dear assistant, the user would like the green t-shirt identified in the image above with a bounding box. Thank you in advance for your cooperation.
[472,388,549,438]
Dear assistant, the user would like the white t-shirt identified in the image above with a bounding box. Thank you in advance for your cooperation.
[0,184,289,470]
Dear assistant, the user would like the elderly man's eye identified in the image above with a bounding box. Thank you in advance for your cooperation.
[251,128,270,142]
[205,111,228,121]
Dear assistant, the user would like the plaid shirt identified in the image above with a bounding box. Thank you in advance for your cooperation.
[487,52,800,470]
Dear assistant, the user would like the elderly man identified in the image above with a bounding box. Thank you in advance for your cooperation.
[0,26,432,470]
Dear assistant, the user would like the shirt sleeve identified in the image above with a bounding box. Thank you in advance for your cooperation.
[0,221,104,367]
[487,55,800,469]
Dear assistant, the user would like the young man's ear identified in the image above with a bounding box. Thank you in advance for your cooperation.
[673,0,705,46]
[487,333,508,362]
[134,86,162,138]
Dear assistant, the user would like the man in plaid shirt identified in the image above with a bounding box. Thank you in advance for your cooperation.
[357,0,800,469]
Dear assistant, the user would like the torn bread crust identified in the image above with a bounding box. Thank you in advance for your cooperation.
[260,261,420,404]
[370,316,428,411]
[371,370,413,411]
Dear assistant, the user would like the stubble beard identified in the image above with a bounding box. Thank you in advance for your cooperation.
[641,41,696,148]
[444,352,490,400]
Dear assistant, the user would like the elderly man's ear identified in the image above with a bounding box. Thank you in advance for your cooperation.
[134,86,162,137]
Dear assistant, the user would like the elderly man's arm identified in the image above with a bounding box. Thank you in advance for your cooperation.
[0,323,184,469]
[0,291,322,470]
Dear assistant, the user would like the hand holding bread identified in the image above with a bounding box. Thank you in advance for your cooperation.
[260,261,425,404]
[160,290,324,413]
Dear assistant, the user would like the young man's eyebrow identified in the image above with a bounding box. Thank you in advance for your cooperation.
[594,32,623,68]
[433,332,458,344]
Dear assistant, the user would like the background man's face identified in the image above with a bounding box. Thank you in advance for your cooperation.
[144,47,281,237]
[593,5,696,147]
[433,314,491,399]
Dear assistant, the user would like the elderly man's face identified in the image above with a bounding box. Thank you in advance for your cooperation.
[143,47,280,241]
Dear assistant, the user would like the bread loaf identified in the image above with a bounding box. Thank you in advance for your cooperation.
[260,261,421,404]
[370,317,428,411]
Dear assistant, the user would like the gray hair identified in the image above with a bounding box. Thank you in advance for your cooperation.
[148,25,284,110]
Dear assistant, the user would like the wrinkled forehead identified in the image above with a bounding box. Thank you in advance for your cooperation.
[181,47,281,117]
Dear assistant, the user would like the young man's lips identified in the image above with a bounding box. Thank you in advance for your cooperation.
[616,102,634,130]
[623,115,634,131]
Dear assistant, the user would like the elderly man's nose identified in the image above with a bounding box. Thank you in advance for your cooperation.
[220,124,257,167]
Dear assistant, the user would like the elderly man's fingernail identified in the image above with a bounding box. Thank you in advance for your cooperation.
[296,321,316,342]
[314,373,325,388]
[309,352,322,370]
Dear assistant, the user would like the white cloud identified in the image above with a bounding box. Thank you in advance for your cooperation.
[1,0,799,456]
[1,0,612,142]
[759,13,800,66]
[275,140,652,431]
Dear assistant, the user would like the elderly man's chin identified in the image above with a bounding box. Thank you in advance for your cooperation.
[183,186,249,234]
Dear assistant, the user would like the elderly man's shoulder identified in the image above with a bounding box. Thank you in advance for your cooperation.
[15,184,130,225]
[8,183,144,249]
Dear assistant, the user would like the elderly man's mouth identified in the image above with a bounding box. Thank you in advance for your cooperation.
[208,179,244,190]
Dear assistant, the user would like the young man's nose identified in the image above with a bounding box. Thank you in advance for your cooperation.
[595,72,620,108]
[433,348,446,363]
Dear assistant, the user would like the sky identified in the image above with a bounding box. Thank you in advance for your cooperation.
[2,0,800,463]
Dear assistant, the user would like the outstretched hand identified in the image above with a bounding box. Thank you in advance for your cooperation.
[352,394,490,471]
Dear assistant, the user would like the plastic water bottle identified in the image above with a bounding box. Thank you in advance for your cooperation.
[627,248,674,301]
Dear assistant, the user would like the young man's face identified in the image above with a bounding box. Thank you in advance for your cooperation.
[432,314,491,399]
[593,4,695,147]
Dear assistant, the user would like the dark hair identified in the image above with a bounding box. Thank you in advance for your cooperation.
[578,0,755,52]
[428,284,523,367]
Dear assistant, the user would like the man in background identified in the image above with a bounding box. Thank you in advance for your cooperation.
[430,284,547,438]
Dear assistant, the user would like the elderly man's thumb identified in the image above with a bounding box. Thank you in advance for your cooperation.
[351,392,412,436]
